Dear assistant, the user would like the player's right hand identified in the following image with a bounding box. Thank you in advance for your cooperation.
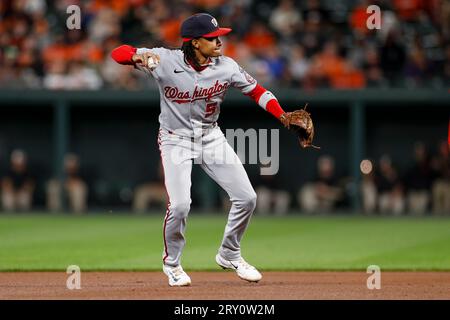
[132,51,160,68]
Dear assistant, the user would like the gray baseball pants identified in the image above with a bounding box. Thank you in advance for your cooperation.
[158,126,257,267]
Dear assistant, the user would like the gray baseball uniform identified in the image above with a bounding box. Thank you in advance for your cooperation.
[136,47,258,266]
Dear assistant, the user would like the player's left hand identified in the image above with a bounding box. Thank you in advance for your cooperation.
[280,104,320,149]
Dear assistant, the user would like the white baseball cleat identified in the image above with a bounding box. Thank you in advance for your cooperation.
[163,264,191,287]
[215,254,262,282]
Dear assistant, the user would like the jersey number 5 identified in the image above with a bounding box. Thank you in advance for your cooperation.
[205,102,217,118]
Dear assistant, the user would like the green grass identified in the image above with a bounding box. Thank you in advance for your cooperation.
[0,213,449,271]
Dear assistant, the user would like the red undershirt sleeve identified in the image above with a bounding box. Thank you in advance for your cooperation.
[266,99,285,119]
[111,45,137,65]
[245,84,285,119]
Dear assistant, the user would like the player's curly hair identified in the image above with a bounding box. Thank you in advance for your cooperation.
[181,40,201,70]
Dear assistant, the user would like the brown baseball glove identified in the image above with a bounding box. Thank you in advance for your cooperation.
[280,104,320,149]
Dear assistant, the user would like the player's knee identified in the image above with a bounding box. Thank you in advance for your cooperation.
[242,193,257,212]
[170,201,191,218]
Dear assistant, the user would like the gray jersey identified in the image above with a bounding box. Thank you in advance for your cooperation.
[136,47,257,137]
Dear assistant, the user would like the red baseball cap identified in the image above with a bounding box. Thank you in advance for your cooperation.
[181,13,232,42]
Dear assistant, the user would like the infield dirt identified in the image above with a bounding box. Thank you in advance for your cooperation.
[0,271,449,299]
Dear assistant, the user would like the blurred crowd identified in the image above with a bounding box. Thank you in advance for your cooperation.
[360,140,450,216]
[253,140,449,216]
[1,0,449,90]
[1,140,448,215]
[1,151,88,213]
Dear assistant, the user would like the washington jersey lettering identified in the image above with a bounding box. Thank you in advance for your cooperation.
[135,47,257,136]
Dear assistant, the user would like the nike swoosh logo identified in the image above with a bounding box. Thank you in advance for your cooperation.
[174,69,184,73]
[229,261,238,269]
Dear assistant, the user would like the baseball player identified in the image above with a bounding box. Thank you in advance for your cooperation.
[111,13,315,286]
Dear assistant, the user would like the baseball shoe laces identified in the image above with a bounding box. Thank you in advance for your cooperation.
[215,254,262,282]
[163,264,191,287]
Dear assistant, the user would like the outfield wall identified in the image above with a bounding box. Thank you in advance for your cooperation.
[0,89,448,211]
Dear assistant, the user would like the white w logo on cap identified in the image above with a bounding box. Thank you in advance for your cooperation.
[211,18,218,27]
